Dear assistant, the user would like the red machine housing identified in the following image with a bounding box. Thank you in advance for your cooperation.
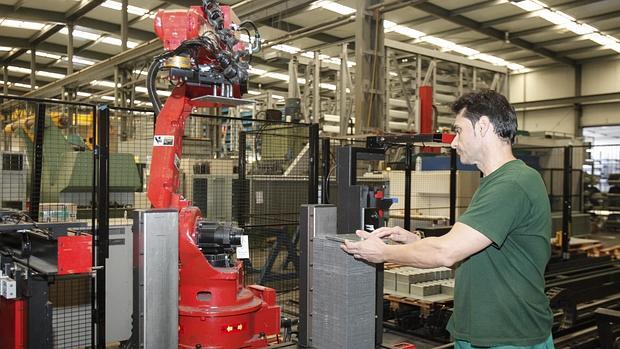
[0,298,26,349]
[149,6,280,348]
[57,234,92,275]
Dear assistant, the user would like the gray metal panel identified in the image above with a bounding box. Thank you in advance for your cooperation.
[105,224,133,343]
[133,209,178,349]
[299,204,337,348]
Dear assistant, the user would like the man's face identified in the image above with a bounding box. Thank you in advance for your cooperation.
[451,110,480,165]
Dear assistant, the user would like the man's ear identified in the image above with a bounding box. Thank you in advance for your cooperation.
[478,116,491,137]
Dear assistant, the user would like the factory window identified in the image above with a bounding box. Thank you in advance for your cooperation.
[2,153,24,171]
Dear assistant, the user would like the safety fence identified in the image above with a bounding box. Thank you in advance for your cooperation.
[0,96,98,348]
[583,144,620,232]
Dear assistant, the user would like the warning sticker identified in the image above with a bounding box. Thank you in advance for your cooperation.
[174,153,181,170]
[153,135,174,146]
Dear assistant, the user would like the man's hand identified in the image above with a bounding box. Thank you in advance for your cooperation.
[371,226,421,244]
[340,230,387,263]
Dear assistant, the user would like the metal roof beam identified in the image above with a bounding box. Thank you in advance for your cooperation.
[0,5,155,42]
[0,36,111,61]
[411,2,575,65]
[480,0,597,28]
[460,7,620,47]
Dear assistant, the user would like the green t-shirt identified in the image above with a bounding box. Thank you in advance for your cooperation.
[446,159,553,346]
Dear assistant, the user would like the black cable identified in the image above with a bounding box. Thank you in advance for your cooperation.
[147,57,164,115]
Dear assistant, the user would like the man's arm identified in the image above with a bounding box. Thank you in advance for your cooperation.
[384,222,492,267]
[342,222,492,268]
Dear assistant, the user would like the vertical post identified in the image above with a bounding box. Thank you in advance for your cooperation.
[354,0,384,134]
[121,0,129,51]
[237,131,247,228]
[2,65,8,96]
[96,104,110,348]
[450,148,457,225]
[29,103,45,221]
[313,52,320,123]
[404,144,412,231]
[67,23,74,75]
[384,48,391,133]
[414,55,421,133]
[90,105,97,348]
[562,145,572,260]
[308,124,319,204]
[30,47,36,89]
[321,138,330,204]
[114,66,120,107]
[339,44,348,136]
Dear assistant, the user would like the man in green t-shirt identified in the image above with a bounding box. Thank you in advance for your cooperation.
[341,89,554,348]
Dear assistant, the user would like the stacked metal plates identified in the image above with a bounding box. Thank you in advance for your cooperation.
[312,236,376,349]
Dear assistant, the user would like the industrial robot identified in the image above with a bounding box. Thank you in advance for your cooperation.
[145,1,280,347]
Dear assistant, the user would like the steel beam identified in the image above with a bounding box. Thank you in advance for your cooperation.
[0,5,155,42]
[262,18,348,47]
[30,47,36,89]
[2,65,8,96]
[512,92,620,110]
[234,0,317,22]
[121,0,128,51]
[67,23,74,75]
[0,37,110,61]
[355,0,385,134]
[479,0,595,28]
[385,39,508,73]
[411,2,575,65]
[460,7,620,47]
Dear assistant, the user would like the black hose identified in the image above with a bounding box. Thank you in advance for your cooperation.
[147,57,163,116]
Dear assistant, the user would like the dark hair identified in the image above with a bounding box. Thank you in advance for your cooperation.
[451,89,517,143]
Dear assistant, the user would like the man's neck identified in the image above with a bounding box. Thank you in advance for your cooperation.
[478,144,516,177]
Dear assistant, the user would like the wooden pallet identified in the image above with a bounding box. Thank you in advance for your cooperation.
[384,293,452,316]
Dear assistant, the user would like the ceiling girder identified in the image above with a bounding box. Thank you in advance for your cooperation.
[411,2,576,65]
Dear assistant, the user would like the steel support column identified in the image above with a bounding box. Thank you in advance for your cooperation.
[312,52,320,123]
[2,65,7,96]
[321,138,330,204]
[562,145,572,260]
[121,0,128,51]
[308,124,319,204]
[29,103,45,221]
[96,104,110,348]
[67,23,74,75]
[574,64,582,137]
[340,44,349,136]
[404,144,412,231]
[237,132,248,228]
[30,47,36,89]
[355,0,384,134]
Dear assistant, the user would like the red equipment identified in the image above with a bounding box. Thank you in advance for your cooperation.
[148,2,280,348]
[0,298,26,349]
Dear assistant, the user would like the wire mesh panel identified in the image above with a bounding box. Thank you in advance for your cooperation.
[49,276,92,348]
[583,144,620,232]
[514,145,586,235]
[0,97,96,348]
[240,123,312,315]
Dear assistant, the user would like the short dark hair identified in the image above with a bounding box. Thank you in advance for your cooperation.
[451,89,517,144]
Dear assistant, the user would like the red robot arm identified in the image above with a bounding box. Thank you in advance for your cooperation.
[145,2,280,348]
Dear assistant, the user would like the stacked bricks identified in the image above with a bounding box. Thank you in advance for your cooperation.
[385,266,455,297]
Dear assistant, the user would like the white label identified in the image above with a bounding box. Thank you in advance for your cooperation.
[236,235,250,259]
[153,135,175,146]
[174,153,181,170]
[255,191,263,204]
